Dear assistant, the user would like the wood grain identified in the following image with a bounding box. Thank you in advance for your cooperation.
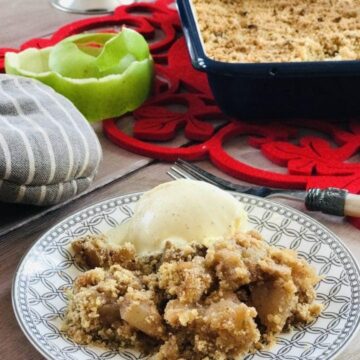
[0,0,87,47]
[0,1,359,359]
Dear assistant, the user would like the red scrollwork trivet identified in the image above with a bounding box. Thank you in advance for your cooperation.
[1,0,359,229]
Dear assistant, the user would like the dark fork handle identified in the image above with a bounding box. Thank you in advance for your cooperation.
[305,188,360,217]
[305,188,346,216]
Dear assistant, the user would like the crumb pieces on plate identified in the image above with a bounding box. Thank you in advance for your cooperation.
[64,230,322,360]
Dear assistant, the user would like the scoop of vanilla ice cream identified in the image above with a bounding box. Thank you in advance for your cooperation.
[107,179,247,255]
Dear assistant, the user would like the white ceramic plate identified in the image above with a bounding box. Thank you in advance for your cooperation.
[13,192,360,360]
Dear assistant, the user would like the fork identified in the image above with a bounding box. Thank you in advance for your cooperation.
[167,159,360,218]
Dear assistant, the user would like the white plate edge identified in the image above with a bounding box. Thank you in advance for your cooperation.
[11,190,360,360]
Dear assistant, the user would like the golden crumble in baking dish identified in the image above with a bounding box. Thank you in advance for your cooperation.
[63,230,322,360]
[192,0,360,62]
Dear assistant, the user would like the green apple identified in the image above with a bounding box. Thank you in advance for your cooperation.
[5,28,153,122]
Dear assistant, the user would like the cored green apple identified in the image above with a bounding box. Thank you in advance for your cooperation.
[5,28,153,122]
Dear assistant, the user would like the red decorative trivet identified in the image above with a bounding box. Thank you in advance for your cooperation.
[1,0,359,229]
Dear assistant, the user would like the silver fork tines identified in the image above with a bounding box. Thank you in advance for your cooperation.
[167,167,195,181]
[168,159,307,201]
[172,160,231,189]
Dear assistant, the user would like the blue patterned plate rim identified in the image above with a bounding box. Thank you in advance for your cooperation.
[12,191,360,360]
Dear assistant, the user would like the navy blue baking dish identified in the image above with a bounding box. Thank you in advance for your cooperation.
[176,0,360,119]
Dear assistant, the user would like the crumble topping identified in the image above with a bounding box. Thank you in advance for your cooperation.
[192,0,360,62]
[64,231,322,359]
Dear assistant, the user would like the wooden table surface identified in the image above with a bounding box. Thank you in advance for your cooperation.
[0,1,359,359]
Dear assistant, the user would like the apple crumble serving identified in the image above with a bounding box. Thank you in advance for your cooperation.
[64,230,322,360]
[192,0,360,62]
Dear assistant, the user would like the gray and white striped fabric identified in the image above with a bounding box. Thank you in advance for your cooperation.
[0,74,102,206]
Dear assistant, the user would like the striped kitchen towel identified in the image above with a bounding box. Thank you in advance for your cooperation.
[0,74,102,206]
